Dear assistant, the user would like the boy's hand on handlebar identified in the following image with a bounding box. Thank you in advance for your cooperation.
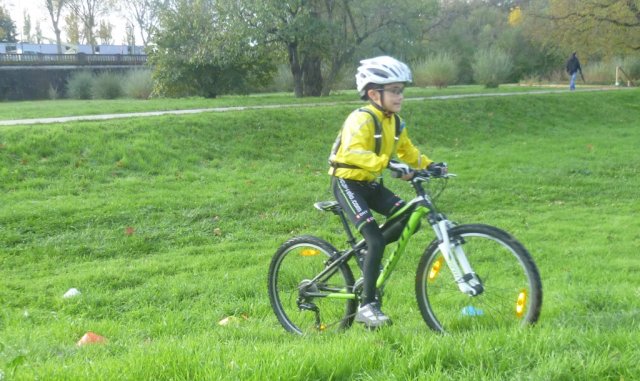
[427,162,448,177]
[388,159,414,180]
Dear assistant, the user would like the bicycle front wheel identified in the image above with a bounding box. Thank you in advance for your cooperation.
[416,224,542,333]
[268,235,357,335]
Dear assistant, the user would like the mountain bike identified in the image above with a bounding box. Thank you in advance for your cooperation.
[267,169,542,334]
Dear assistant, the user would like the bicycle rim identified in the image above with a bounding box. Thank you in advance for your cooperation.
[416,224,542,333]
[268,236,356,335]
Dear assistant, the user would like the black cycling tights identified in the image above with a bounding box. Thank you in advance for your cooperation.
[360,222,385,306]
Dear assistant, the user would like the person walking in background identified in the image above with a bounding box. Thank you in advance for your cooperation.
[566,52,583,91]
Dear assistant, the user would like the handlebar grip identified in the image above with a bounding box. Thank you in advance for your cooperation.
[414,169,452,179]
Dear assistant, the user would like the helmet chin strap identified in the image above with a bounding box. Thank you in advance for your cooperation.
[369,92,394,116]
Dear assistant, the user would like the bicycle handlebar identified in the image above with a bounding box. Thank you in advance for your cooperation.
[389,168,456,180]
[411,169,456,182]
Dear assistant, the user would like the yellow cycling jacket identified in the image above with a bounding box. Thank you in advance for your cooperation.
[328,104,433,182]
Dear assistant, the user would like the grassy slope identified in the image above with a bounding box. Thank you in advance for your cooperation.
[1,89,639,380]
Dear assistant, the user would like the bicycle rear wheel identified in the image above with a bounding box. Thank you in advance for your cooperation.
[268,235,357,335]
[416,224,542,333]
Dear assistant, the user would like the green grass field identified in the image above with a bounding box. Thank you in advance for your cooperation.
[1,87,639,380]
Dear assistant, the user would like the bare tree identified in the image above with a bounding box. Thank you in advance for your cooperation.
[121,0,165,47]
[22,10,32,42]
[125,22,135,49]
[68,0,116,52]
[45,0,68,54]
[35,21,44,44]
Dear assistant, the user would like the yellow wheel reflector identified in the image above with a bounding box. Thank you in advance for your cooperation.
[300,249,320,257]
[429,258,443,282]
[516,290,527,317]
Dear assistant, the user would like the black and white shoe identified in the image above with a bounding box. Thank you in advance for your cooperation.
[355,302,392,329]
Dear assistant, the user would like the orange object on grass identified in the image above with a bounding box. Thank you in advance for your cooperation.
[77,332,107,346]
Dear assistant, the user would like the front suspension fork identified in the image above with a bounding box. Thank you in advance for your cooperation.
[434,219,484,296]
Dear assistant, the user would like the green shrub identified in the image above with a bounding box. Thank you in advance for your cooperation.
[47,83,59,100]
[413,53,457,88]
[549,69,568,84]
[260,64,294,93]
[92,72,124,99]
[124,69,154,99]
[472,48,513,88]
[66,71,94,99]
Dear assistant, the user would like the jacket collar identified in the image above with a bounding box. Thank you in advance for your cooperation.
[366,101,394,119]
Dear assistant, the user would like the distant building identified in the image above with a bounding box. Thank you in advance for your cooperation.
[0,42,145,55]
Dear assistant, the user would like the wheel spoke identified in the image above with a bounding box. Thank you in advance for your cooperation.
[268,237,357,335]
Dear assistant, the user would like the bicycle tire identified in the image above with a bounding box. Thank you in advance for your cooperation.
[268,235,357,335]
[415,224,542,333]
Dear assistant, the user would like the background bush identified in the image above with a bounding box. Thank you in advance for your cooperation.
[583,61,615,85]
[259,64,294,93]
[47,83,59,100]
[413,53,458,88]
[124,69,154,99]
[92,72,124,99]
[326,65,355,92]
[66,71,94,99]
[621,56,640,81]
[472,48,513,88]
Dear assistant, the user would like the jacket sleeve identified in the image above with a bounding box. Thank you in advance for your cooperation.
[396,127,432,170]
[339,113,389,173]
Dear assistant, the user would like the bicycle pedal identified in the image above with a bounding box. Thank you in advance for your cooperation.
[298,302,318,312]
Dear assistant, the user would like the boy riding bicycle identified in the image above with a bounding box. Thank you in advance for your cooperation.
[328,56,447,328]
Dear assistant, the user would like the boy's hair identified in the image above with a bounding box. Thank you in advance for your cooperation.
[360,83,380,101]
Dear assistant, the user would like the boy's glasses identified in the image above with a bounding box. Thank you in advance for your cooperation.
[377,87,405,95]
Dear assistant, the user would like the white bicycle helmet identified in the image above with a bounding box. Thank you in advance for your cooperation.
[356,56,412,98]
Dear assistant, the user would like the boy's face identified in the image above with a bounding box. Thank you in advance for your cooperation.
[368,82,405,113]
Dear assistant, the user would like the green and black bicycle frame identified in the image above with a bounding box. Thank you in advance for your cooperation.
[298,176,484,305]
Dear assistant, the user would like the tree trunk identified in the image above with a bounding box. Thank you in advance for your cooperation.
[288,43,304,98]
[302,54,323,97]
[54,28,63,54]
